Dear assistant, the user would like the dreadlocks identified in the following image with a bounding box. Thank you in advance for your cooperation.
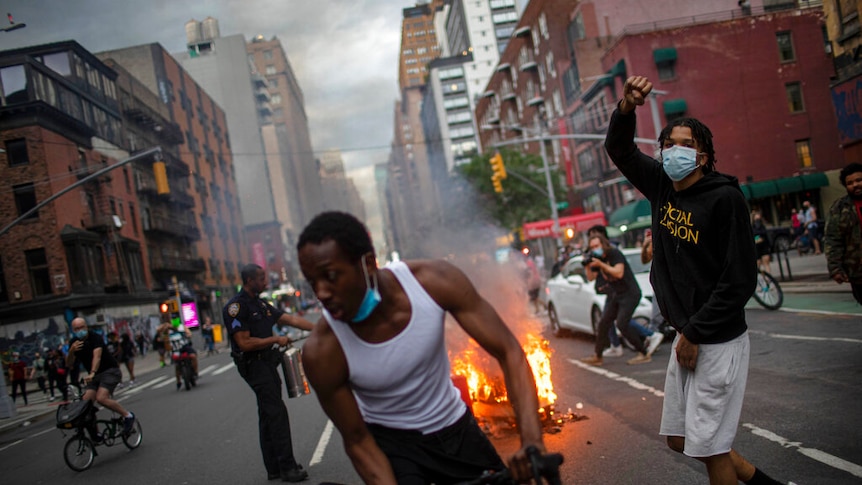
[658,117,717,173]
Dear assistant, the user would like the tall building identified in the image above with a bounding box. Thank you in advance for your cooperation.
[97,41,247,316]
[0,39,242,336]
[318,149,366,222]
[400,1,445,89]
[175,18,322,286]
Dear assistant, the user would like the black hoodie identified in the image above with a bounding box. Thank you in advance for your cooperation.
[604,107,756,345]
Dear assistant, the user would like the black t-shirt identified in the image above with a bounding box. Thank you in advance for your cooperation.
[602,247,641,298]
[223,290,284,354]
[70,332,119,374]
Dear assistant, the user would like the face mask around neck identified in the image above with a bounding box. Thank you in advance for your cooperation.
[352,260,381,322]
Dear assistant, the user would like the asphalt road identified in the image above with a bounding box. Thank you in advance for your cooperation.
[1,305,859,484]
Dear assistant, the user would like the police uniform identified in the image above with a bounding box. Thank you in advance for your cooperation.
[223,290,301,479]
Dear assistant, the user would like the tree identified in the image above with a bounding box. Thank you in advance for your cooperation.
[456,148,566,232]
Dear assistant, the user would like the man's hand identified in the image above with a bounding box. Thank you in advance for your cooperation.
[508,443,548,482]
[71,340,84,353]
[831,271,849,284]
[620,76,653,114]
[277,335,291,348]
[675,333,699,370]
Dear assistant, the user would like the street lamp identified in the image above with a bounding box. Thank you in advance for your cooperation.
[2,13,26,33]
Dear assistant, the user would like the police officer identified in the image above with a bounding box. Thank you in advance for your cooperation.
[224,264,314,482]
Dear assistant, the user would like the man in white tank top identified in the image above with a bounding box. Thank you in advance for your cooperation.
[297,212,547,484]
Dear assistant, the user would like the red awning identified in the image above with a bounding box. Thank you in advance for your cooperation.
[522,212,607,240]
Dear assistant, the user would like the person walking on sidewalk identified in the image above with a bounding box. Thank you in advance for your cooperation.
[30,350,49,400]
[67,318,136,435]
[825,162,862,305]
[7,351,29,406]
[46,349,68,402]
[604,74,785,485]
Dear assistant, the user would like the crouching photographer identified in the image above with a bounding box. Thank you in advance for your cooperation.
[579,234,652,366]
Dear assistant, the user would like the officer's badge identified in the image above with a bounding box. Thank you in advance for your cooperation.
[228,302,240,317]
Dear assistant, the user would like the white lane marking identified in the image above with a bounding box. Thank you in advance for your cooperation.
[309,419,335,466]
[123,376,170,395]
[199,364,218,375]
[0,439,23,452]
[778,307,862,317]
[213,363,235,375]
[567,358,665,397]
[743,423,862,478]
[748,330,862,344]
[153,377,179,389]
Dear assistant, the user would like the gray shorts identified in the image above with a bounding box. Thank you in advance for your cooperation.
[85,368,122,394]
[659,332,750,457]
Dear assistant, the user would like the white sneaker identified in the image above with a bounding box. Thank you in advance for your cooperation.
[602,345,623,357]
[646,332,665,356]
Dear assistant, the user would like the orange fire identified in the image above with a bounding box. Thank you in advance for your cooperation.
[450,333,556,408]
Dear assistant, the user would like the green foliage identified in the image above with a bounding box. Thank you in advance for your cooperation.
[456,148,566,232]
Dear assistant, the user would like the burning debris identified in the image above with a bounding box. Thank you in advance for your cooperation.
[450,332,587,437]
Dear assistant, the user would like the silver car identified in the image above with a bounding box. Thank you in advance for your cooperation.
[545,248,653,337]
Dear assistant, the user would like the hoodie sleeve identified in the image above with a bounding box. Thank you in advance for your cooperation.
[604,104,666,200]
[682,188,757,344]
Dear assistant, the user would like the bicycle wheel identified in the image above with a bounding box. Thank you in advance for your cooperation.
[63,435,95,471]
[122,418,143,449]
[752,271,783,310]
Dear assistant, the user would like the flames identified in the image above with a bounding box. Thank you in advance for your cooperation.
[450,332,556,408]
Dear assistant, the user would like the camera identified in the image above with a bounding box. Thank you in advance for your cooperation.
[581,254,595,267]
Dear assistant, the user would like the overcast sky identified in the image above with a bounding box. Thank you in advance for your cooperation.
[2,0,410,245]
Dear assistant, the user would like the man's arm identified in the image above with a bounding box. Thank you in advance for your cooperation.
[276,313,315,332]
[86,346,102,382]
[232,330,290,352]
[303,321,397,484]
[416,260,544,478]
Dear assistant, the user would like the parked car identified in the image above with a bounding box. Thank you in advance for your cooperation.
[545,248,653,338]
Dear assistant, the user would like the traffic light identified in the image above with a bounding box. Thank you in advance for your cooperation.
[159,299,181,326]
[489,152,507,193]
[153,161,170,195]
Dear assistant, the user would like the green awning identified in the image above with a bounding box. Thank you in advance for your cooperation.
[609,199,651,226]
[741,172,830,200]
[663,98,688,115]
[653,47,678,64]
[748,180,779,198]
[609,59,627,76]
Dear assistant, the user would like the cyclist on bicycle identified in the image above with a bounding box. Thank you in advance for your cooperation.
[297,212,547,484]
[66,318,136,436]
[155,320,199,390]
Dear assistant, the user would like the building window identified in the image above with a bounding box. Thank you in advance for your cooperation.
[271,94,282,105]
[796,139,813,168]
[265,65,276,75]
[263,50,273,60]
[837,0,861,39]
[785,82,804,113]
[13,183,38,219]
[5,138,29,166]
[0,257,6,302]
[26,248,52,297]
[776,32,795,62]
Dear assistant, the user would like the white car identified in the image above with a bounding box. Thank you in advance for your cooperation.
[545,247,654,337]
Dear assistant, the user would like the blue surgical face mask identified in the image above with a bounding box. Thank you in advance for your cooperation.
[591,248,604,258]
[662,145,700,182]
[352,259,381,322]
[74,329,88,339]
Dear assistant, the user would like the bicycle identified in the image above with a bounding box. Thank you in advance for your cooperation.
[752,268,783,310]
[56,397,143,471]
[455,446,564,485]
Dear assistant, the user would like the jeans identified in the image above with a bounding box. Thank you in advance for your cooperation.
[595,291,645,355]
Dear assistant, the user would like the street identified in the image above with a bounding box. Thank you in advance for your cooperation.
[0,304,860,484]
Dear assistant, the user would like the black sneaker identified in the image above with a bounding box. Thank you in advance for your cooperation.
[280,465,308,482]
[123,413,136,435]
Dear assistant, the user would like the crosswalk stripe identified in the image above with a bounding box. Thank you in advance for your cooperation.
[121,376,171,395]
[152,377,179,389]
[199,364,218,375]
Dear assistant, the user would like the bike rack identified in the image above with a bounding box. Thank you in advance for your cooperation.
[773,247,793,282]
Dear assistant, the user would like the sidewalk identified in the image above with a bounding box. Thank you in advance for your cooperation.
[768,251,849,293]
[1,344,229,435]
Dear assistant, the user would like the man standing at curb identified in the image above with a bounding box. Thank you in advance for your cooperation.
[824,162,862,305]
[604,75,785,485]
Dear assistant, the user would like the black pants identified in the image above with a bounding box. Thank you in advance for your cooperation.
[852,282,862,306]
[10,379,27,404]
[367,409,505,485]
[594,291,645,355]
[241,358,298,475]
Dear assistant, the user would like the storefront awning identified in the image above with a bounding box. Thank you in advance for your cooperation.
[741,172,829,200]
[663,98,688,116]
[522,212,607,240]
[653,47,678,64]
[609,199,651,227]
